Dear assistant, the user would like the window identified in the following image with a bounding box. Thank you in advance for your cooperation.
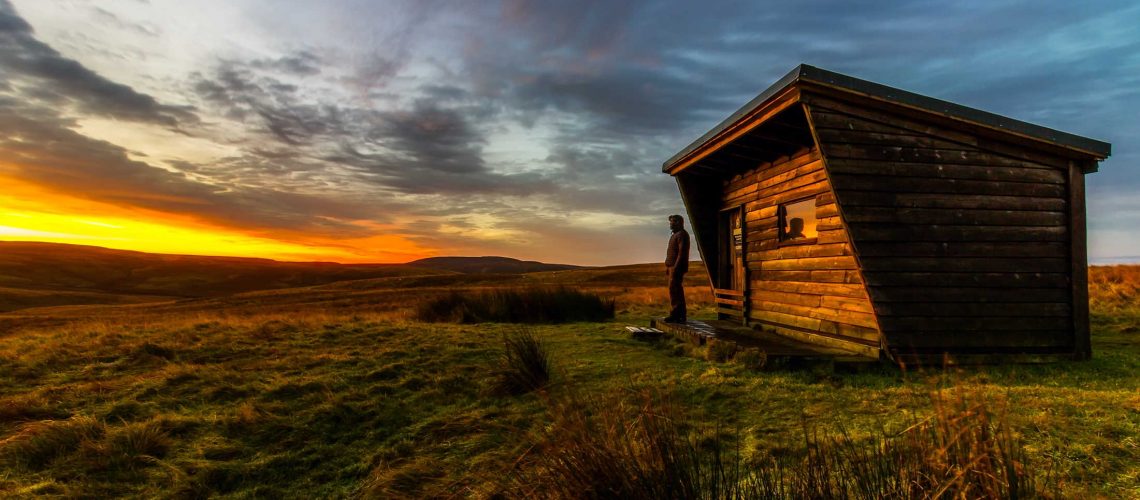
[778,198,818,244]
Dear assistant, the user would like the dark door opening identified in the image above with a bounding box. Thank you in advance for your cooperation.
[718,207,745,291]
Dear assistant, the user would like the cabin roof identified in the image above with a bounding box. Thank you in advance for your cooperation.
[663,64,1112,173]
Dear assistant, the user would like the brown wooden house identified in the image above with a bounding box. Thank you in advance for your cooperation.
[664,64,1111,362]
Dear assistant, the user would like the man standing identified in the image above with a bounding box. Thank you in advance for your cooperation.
[665,214,690,323]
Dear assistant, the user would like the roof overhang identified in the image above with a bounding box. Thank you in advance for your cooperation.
[663,64,1111,175]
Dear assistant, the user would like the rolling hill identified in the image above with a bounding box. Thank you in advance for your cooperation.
[0,242,590,312]
[407,256,583,274]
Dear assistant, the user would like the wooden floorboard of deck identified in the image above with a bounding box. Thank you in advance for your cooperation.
[650,317,874,361]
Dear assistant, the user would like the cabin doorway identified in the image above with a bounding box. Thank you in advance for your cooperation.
[718,206,745,291]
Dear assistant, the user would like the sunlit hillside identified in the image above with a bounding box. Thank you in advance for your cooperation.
[0,242,594,313]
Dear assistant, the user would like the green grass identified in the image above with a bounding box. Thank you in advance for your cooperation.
[0,273,1137,497]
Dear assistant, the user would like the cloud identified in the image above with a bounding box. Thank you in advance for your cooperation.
[3,0,1137,264]
[191,58,558,196]
[0,0,195,128]
[0,95,391,236]
[91,6,159,37]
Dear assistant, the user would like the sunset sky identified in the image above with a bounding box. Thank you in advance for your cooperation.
[1,0,1137,265]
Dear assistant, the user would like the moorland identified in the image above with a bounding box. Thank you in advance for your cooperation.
[0,243,1136,498]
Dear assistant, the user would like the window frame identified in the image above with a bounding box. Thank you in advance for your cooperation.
[776,195,819,247]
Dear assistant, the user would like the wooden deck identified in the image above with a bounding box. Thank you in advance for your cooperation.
[649,317,876,362]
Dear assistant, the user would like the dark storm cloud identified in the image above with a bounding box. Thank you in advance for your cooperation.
[250,51,322,77]
[191,58,558,196]
[0,0,195,128]
[396,0,1136,263]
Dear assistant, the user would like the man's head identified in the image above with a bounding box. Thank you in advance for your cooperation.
[789,217,804,237]
[668,214,684,232]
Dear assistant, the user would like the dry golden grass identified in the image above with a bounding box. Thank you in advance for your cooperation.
[0,264,1135,497]
[1089,265,1140,313]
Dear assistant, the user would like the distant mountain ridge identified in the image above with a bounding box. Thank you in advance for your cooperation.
[407,256,584,274]
[0,241,586,312]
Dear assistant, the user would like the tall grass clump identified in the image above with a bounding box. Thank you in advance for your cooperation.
[493,329,552,395]
[1088,265,1140,313]
[761,385,1049,499]
[508,390,754,499]
[508,386,1051,499]
[416,287,615,324]
[0,416,105,470]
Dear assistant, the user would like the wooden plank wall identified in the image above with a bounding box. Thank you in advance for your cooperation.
[720,145,882,351]
[804,94,1075,354]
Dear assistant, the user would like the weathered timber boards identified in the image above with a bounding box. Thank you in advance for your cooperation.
[754,321,880,356]
[752,308,879,338]
[836,192,1066,211]
[826,159,1066,183]
[874,302,1070,317]
[714,297,746,307]
[886,330,1073,349]
[748,242,850,260]
[717,307,746,318]
[801,91,1083,168]
[750,290,875,314]
[856,242,1067,258]
[715,121,881,350]
[807,95,1082,357]
[861,272,1069,288]
[842,208,1065,227]
[858,257,1069,273]
[754,270,863,284]
[753,280,866,298]
[866,287,1070,303]
[813,125,1068,171]
[751,290,820,307]
[727,178,831,207]
[822,143,1068,170]
[712,287,745,297]
[744,206,778,225]
[726,172,829,205]
[880,316,1068,331]
[829,173,1064,197]
[724,153,820,193]
[844,224,1067,242]
[758,256,859,271]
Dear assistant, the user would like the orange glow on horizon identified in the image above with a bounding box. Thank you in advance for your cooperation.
[0,176,434,264]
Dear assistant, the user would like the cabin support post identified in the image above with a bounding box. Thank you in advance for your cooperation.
[1069,160,1091,360]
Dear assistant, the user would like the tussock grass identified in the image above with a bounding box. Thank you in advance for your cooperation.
[105,420,172,469]
[0,416,104,470]
[1089,265,1140,313]
[416,287,615,324]
[510,386,1050,500]
[494,329,553,395]
[508,390,750,499]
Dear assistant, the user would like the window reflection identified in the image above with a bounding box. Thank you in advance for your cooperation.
[779,199,818,242]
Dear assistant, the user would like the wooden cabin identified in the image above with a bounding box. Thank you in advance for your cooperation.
[664,64,1111,362]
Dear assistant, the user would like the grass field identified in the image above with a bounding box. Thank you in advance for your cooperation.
[0,264,1137,498]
